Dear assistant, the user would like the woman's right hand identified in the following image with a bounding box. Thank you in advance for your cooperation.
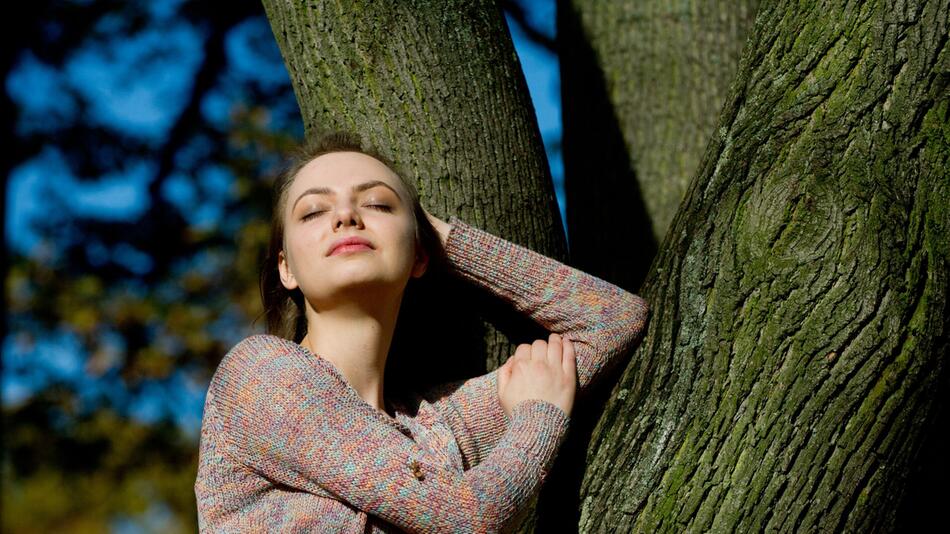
[497,333,577,418]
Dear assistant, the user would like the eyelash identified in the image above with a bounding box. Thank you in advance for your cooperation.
[302,204,392,221]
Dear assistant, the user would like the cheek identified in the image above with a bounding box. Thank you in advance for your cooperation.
[284,229,315,271]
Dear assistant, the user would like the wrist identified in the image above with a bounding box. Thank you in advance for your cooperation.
[424,210,453,246]
[441,220,454,246]
[434,217,453,246]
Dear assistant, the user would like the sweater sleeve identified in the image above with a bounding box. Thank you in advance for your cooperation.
[419,215,649,469]
[212,335,570,534]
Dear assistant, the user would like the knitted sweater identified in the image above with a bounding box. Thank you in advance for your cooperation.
[194,215,649,533]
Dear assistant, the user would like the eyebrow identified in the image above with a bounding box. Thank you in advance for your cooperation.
[291,180,403,210]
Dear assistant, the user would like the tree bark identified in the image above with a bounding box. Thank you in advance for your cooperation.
[579,0,949,531]
[558,0,758,288]
[260,1,566,531]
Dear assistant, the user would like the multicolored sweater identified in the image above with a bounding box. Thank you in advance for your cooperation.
[195,215,649,533]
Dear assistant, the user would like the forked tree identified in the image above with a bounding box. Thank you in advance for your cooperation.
[262,0,949,531]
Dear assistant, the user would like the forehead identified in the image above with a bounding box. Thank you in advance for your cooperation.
[290,151,403,196]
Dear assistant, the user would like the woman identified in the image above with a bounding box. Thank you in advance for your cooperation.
[194,131,649,532]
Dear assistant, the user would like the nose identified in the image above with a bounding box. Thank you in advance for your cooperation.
[331,201,364,231]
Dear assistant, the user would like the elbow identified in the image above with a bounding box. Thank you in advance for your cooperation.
[586,292,650,348]
[596,293,648,358]
[628,292,649,317]
[625,294,650,344]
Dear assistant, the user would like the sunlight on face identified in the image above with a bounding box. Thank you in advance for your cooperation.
[276,151,424,309]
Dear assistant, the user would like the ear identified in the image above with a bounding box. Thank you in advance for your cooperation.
[410,244,429,279]
[277,250,299,290]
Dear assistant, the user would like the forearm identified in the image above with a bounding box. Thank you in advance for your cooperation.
[442,215,649,389]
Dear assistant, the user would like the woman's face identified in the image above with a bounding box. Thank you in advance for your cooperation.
[277,151,427,309]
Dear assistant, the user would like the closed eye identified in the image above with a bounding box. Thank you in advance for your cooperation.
[301,205,392,221]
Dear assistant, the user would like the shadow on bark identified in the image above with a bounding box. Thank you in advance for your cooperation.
[528,2,659,532]
[557,0,658,295]
[892,338,950,531]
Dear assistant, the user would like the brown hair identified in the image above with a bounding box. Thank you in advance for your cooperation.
[259,130,447,342]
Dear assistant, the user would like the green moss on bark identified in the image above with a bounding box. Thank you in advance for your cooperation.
[579,0,949,531]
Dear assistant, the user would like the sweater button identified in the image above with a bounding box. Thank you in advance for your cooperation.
[409,459,425,481]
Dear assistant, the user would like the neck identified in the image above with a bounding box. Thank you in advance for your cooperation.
[300,292,402,415]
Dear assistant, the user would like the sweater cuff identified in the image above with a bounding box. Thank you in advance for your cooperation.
[503,399,571,482]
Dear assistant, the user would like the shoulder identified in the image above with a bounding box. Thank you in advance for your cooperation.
[207,334,344,425]
[221,334,300,365]
[210,334,317,396]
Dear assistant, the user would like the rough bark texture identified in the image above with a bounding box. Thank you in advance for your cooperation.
[579,0,949,531]
[559,0,758,288]
[260,1,566,531]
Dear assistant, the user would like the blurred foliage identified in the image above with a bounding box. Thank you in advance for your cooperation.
[4,385,199,533]
[4,0,303,531]
[2,1,553,530]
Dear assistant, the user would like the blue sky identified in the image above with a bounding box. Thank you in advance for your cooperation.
[6,2,565,258]
[504,3,566,231]
[3,1,565,434]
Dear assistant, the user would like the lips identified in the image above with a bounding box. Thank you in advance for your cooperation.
[327,236,374,256]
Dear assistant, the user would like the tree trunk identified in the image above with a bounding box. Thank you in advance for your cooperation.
[558,0,759,288]
[261,1,566,531]
[579,0,949,531]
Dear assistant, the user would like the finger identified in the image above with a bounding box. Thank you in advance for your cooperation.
[515,343,531,361]
[497,359,510,391]
[547,332,562,365]
[531,339,547,361]
[562,336,577,378]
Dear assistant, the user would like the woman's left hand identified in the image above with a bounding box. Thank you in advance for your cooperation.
[423,207,453,246]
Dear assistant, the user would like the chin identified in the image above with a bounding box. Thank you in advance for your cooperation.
[332,269,400,290]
